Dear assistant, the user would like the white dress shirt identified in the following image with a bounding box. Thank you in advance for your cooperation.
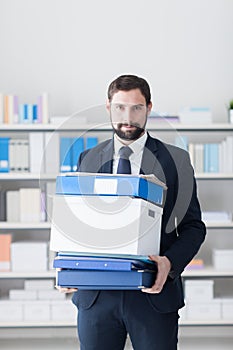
[112,132,148,175]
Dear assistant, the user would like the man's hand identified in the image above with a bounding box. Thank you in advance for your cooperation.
[55,269,78,293]
[141,255,171,294]
[55,286,78,293]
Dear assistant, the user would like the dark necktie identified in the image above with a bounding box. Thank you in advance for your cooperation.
[117,146,133,174]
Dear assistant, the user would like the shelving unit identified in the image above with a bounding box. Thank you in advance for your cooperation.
[0,122,233,337]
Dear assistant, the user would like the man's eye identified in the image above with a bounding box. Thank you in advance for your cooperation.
[133,105,142,111]
[116,105,125,110]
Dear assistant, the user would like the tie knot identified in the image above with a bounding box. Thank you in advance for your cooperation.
[119,146,133,160]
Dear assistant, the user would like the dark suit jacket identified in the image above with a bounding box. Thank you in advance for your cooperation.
[72,133,206,313]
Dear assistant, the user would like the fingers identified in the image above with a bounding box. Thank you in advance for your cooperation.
[141,255,171,294]
[55,285,78,293]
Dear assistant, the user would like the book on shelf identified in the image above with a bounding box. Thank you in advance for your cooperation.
[44,132,60,174]
[6,191,20,222]
[176,136,233,174]
[0,92,49,124]
[0,137,10,172]
[0,233,12,271]
[6,188,45,223]
[29,132,44,173]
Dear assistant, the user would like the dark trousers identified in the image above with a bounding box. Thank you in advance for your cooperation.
[77,290,179,350]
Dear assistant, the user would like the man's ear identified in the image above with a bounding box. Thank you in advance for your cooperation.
[147,102,152,116]
[106,99,111,114]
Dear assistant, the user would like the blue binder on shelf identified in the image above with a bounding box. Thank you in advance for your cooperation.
[60,137,72,172]
[0,137,10,173]
[53,255,157,272]
[57,269,156,289]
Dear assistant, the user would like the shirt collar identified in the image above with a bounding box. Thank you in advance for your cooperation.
[114,131,148,156]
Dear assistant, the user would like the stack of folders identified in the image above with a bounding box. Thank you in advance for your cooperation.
[54,253,158,290]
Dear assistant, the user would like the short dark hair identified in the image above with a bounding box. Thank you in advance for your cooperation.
[107,74,151,106]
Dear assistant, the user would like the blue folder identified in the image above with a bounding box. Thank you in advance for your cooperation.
[53,255,157,272]
[56,174,166,206]
[57,269,156,289]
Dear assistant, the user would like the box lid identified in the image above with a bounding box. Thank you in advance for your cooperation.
[55,173,167,207]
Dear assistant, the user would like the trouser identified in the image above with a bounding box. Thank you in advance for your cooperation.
[76,290,179,350]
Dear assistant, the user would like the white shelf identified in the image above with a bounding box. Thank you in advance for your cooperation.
[0,320,76,328]
[182,267,233,277]
[0,173,57,180]
[1,172,232,180]
[179,319,233,326]
[0,319,232,328]
[0,271,55,279]
[196,173,233,180]
[205,222,233,229]
[1,122,233,132]
[0,222,51,230]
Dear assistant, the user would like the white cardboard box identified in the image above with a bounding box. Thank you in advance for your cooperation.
[186,300,221,320]
[23,301,50,321]
[9,289,37,300]
[24,279,54,290]
[37,290,65,300]
[50,195,163,256]
[11,241,48,271]
[50,300,77,322]
[184,279,214,301]
[213,249,233,270]
[221,298,233,320]
[0,300,23,322]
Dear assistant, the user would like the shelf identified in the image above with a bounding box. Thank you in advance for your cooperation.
[0,320,76,328]
[179,319,233,326]
[205,222,233,229]
[1,122,233,132]
[1,172,232,180]
[0,319,232,328]
[196,173,233,180]
[0,222,51,230]
[0,173,57,180]
[182,267,233,277]
[0,271,55,279]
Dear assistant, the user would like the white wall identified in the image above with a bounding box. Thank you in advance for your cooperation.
[0,0,233,121]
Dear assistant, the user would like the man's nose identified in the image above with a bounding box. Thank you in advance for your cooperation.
[123,107,133,124]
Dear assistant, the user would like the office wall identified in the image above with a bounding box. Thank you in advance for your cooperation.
[0,0,233,121]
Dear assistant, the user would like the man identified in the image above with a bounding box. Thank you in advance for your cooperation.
[65,75,206,349]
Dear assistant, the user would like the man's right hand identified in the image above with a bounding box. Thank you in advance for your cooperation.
[55,286,78,293]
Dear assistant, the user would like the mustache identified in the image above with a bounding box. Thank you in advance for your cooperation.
[115,122,144,129]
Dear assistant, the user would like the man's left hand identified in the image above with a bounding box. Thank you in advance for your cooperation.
[141,255,171,294]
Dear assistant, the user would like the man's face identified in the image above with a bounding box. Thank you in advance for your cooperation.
[107,89,152,141]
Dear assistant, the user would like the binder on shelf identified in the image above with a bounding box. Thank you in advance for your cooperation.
[0,137,10,172]
[56,269,156,289]
[86,137,98,150]
[71,137,84,171]
[44,132,60,174]
[29,132,44,173]
[56,173,166,206]
[53,255,157,272]
[60,137,72,172]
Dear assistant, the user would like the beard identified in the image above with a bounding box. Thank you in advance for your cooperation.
[111,119,147,141]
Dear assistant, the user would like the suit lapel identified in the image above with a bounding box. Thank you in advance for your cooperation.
[98,139,114,173]
[140,134,166,183]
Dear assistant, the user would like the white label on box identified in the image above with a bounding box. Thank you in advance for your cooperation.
[94,178,118,195]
